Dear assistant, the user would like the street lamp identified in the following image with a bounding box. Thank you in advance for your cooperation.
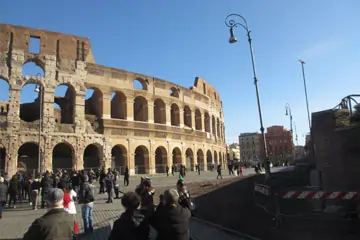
[225,14,271,176]
[285,103,295,163]
[299,60,311,131]
[34,73,43,174]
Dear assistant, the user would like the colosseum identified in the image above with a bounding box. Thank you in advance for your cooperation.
[0,23,226,177]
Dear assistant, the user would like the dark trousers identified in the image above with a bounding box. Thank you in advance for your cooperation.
[114,186,120,198]
[217,172,222,179]
[0,201,6,217]
[106,188,113,203]
[124,177,129,186]
[41,191,48,208]
[99,182,105,194]
[8,193,16,206]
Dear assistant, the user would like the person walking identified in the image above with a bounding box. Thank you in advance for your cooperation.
[105,169,114,203]
[8,175,18,209]
[114,171,121,199]
[216,164,222,179]
[23,188,74,240]
[0,177,8,218]
[30,178,41,210]
[79,175,95,234]
[124,167,130,187]
[41,172,53,209]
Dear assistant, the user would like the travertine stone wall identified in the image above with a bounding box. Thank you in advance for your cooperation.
[0,23,226,177]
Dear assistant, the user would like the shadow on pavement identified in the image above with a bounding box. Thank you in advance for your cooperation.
[192,172,360,240]
[77,225,112,240]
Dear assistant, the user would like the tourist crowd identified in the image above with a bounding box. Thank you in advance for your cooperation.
[0,167,196,240]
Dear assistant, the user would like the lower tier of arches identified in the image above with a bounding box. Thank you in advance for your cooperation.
[0,133,227,176]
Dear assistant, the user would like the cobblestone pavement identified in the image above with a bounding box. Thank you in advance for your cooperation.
[0,168,286,240]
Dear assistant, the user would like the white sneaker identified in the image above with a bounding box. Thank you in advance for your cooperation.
[30,202,32,205]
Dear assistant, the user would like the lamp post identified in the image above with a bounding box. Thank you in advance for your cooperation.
[225,14,270,176]
[34,73,43,174]
[299,60,311,131]
[285,103,295,163]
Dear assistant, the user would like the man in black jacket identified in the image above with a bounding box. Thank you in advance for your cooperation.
[40,172,53,209]
[23,188,73,240]
[151,188,191,240]
[108,191,150,240]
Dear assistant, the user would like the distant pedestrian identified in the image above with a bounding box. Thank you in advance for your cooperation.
[216,165,222,179]
[114,172,121,199]
[124,167,129,187]
[197,164,200,175]
[166,166,169,177]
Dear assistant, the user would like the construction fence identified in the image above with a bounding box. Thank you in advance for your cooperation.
[253,182,360,229]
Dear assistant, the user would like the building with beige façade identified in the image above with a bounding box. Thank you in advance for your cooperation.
[0,23,226,177]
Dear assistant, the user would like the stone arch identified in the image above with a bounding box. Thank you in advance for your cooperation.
[171,103,180,126]
[111,91,127,119]
[18,142,39,174]
[20,82,44,122]
[133,78,147,90]
[155,146,167,173]
[214,150,218,165]
[22,59,45,77]
[195,109,202,130]
[212,115,216,136]
[52,142,75,171]
[172,147,182,166]
[185,148,194,171]
[111,145,127,174]
[204,112,210,133]
[197,149,204,171]
[0,144,6,174]
[134,96,148,122]
[170,87,179,98]
[85,87,103,117]
[154,98,166,124]
[217,118,220,137]
[83,143,102,170]
[183,106,192,128]
[135,145,149,174]
[206,150,212,169]
[54,83,76,124]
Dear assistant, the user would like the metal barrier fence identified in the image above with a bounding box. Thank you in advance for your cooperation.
[253,183,360,229]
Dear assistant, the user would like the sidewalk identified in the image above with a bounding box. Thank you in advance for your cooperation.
[190,218,260,240]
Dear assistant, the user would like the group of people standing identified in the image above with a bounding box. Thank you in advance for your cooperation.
[109,177,195,240]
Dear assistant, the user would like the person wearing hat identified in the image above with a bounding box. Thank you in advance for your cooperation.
[23,188,74,240]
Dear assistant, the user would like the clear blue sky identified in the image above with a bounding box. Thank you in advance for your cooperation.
[1,0,360,145]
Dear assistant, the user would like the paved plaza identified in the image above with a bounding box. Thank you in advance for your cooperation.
[0,168,270,240]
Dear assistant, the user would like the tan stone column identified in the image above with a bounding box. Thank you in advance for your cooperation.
[6,87,21,130]
[102,93,111,119]
[201,112,205,132]
[166,106,171,126]
[103,138,112,170]
[191,109,196,130]
[149,140,156,174]
[126,100,134,121]
[166,140,172,166]
[148,100,154,124]
[75,91,86,133]
[6,134,19,177]
[127,138,135,175]
[180,142,186,166]
[179,109,184,128]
